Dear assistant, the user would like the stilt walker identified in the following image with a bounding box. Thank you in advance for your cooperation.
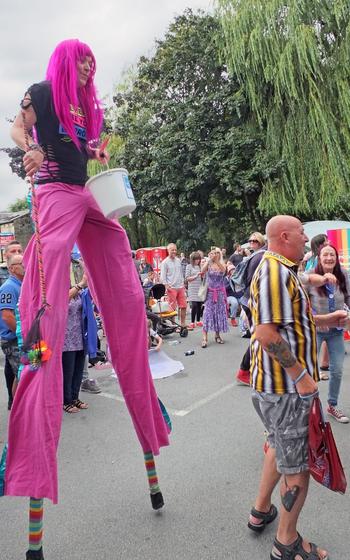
[0,39,171,559]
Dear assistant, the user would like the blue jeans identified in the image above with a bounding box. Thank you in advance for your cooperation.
[317,330,345,407]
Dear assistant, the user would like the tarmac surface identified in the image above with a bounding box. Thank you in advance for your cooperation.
[0,325,349,559]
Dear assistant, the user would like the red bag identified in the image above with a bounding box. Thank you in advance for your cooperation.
[308,396,347,494]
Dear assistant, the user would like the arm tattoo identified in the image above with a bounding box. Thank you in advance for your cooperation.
[265,338,297,368]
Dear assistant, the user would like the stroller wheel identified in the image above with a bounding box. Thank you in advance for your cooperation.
[179,327,188,338]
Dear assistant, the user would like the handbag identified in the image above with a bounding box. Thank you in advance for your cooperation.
[198,279,208,302]
[308,396,347,494]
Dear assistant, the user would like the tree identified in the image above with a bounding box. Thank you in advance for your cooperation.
[217,0,350,218]
[0,146,26,180]
[8,198,28,212]
[109,9,279,249]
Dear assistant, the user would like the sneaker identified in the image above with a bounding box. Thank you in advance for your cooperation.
[236,369,250,386]
[189,322,196,329]
[327,405,349,423]
[196,321,203,327]
[230,318,238,327]
[81,378,101,394]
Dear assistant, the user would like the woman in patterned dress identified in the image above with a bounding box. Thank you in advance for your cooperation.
[201,248,228,348]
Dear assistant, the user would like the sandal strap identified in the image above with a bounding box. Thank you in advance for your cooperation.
[74,399,86,408]
[251,504,276,521]
[64,403,78,412]
[271,534,324,560]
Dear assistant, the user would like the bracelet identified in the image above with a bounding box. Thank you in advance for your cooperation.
[293,368,308,385]
[74,284,83,292]
[27,143,45,157]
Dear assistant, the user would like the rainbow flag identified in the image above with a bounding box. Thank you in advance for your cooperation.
[327,229,350,271]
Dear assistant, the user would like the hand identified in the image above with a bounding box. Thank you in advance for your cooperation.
[323,273,337,285]
[314,309,348,328]
[295,373,318,397]
[23,150,44,176]
[94,148,110,165]
[332,309,348,328]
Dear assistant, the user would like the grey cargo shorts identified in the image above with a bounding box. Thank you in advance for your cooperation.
[252,390,312,474]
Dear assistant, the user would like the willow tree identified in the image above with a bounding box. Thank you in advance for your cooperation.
[217,0,350,218]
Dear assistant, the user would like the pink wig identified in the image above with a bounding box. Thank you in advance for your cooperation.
[46,39,103,149]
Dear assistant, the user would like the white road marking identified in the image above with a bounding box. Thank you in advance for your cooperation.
[98,383,235,417]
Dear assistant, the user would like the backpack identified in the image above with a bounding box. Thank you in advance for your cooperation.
[230,249,265,292]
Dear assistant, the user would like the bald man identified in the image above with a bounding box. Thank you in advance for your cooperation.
[247,215,346,560]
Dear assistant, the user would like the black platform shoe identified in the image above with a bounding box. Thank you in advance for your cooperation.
[150,491,164,510]
[26,548,44,559]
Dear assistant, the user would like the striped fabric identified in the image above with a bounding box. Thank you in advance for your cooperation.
[144,451,160,494]
[185,264,202,302]
[249,251,319,395]
[29,497,44,551]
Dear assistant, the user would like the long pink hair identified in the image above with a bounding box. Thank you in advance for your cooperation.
[46,39,103,149]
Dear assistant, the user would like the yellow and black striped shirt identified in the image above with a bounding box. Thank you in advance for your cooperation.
[249,251,319,394]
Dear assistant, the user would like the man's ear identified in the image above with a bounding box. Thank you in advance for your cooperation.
[281,231,288,242]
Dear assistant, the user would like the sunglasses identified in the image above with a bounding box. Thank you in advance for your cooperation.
[249,239,259,243]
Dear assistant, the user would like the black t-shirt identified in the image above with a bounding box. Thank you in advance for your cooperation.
[28,81,89,185]
[228,252,244,266]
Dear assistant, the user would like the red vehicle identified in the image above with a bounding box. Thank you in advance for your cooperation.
[136,246,167,281]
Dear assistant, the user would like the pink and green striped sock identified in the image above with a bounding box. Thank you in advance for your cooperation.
[28,498,44,551]
[144,451,160,494]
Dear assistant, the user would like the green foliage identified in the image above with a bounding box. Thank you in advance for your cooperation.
[107,9,278,249]
[8,197,28,211]
[217,0,350,218]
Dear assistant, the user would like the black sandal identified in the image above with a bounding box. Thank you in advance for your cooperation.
[63,403,79,413]
[270,533,329,560]
[248,504,278,533]
[73,399,88,409]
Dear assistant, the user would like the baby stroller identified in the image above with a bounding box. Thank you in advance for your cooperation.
[145,283,188,338]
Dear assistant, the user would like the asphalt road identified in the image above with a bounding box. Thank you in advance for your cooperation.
[0,325,349,559]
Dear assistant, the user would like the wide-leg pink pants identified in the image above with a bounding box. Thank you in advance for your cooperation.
[5,183,169,503]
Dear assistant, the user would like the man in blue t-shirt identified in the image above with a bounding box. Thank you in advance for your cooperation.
[0,253,24,410]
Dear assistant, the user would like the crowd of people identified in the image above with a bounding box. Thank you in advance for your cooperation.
[1,37,349,560]
[2,221,349,560]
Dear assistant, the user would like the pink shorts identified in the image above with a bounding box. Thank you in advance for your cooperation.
[167,287,187,310]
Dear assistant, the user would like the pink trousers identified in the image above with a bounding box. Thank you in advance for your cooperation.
[5,183,169,503]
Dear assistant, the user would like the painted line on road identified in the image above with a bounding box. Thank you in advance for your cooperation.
[98,382,235,417]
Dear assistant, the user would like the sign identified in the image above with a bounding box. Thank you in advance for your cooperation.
[0,233,15,248]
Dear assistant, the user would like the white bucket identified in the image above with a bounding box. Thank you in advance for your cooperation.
[85,168,136,219]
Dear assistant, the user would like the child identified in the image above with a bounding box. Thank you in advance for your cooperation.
[147,319,163,351]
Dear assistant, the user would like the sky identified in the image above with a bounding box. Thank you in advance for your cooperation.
[0,0,213,210]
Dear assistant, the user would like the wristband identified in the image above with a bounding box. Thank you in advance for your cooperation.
[27,143,45,157]
[293,368,307,385]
